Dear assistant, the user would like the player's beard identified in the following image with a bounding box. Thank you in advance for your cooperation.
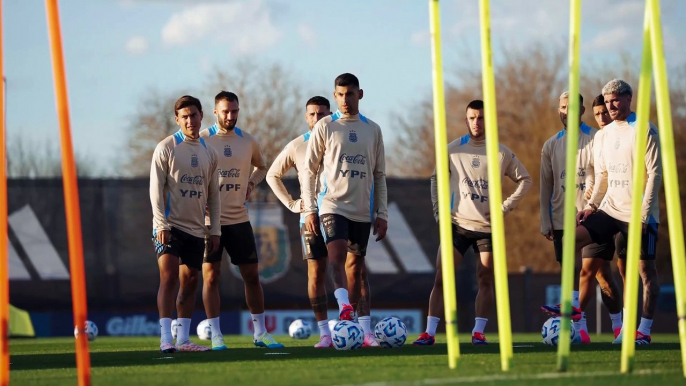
[219,121,236,132]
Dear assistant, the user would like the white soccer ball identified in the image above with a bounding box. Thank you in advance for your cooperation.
[288,319,312,339]
[171,319,178,340]
[74,320,98,341]
[331,320,364,350]
[196,319,212,340]
[328,319,338,332]
[542,317,578,346]
[374,316,408,348]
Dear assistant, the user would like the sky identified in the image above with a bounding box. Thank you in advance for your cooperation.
[5,0,686,176]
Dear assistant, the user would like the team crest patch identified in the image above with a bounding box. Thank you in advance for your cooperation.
[471,157,480,168]
[224,145,232,157]
[349,130,358,143]
[614,139,620,149]
[191,154,199,168]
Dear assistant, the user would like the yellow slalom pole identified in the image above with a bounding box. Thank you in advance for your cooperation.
[428,0,460,369]
[647,0,686,377]
[478,0,512,372]
[556,0,582,372]
[620,0,652,374]
[0,1,8,385]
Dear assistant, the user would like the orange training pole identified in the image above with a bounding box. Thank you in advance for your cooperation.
[45,1,91,385]
[0,1,9,385]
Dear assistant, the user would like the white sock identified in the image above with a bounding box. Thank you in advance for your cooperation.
[208,317,222,338]
[176,318,191,344]
[426,316,440,336]
[472,317,487,335]
[638,317,653,335]
[318,320,331,337]
[252,313,266,337]
[160,318,173,345]
[334,288,350,311]
[578,312,588,332]
[358,316,372,334]
[572,291,580,309]
[610,312,623,330]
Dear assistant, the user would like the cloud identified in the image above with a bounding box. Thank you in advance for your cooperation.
[161,0,281,55]
[125,36,149,54]
[410,30,430,46]
[297,24,317,49]
[585,27,631,51]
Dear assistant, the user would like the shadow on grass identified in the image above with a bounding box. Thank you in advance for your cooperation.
[10,343,682,371]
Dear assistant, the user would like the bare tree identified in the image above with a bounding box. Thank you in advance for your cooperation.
[124,62,306,176]
[6,135,98,178]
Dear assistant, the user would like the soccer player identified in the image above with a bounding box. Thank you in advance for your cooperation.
[301,74,388,343]
[200,91,283,349]
[412,99,532,346]
[150,95,220,353]
[575,79,662,344]
[266,96,334,348]
[539,92,623,343]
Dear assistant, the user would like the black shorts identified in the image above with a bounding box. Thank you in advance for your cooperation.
[204,222,259,265]
[553,230,615,261]
[319,214,372,256]
[580,210,658,260]
[300,222,328,260]
[152,227,204,270]
[452,224,492,257]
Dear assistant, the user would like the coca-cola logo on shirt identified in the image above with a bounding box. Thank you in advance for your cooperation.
[180,174,204,185]
[339,154,366,165]
[218,168,241,178]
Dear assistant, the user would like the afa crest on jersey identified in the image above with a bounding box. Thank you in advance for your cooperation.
[471,157,480,168]
[349,130,358,143]
[224,145,232,157]
[191,154,199,168]
[614,139,620,149]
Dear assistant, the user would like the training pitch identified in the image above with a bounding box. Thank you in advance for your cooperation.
[9,334,684,385]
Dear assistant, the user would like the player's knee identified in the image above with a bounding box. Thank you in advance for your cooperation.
[241,266,260,285]
[159,273,177,290]
[477,270,494,288]
[204,270,220,289]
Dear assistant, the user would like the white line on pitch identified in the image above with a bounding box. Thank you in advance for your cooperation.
[334,369,678,386]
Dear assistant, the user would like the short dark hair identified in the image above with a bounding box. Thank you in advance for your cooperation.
[466,99,484,111]
[306,96,330,110]
[334,73,359,88]
[174,95,202,116]
[215,91,239,106]
[592,94,605,108]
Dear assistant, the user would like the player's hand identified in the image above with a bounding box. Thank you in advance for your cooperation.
[245,182,255,201]
[206,235,220,255]
[543,230,554,241]
[305,213,319,235]
[373,218,388,241]
[156,230,171,245]
[576,209,594,225]
[484,211,490,222]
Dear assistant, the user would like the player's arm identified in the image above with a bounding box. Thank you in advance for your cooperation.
[248,137,268,187]
[149,144,171,243]
[584,134,607,211]
[206,151,221,237]
[372,128,388,241]
[430,168,439,222]
[539,141,554,237]
[502,150,532,215]
[584,138,596,200]
[641,127,662,223]
[266,144,301,213]
[303,123,326,215]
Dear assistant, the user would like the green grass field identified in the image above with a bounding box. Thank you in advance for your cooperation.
[9,334,685,385]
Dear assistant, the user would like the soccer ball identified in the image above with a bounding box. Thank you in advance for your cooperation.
[374,316,407,348]
[171,319,178,340]
[74,320,98,341]
[288,319,312,339]
[331,320,364,350]
[542,317,578,346]
[196,319,212,340]
[328,319,338,332]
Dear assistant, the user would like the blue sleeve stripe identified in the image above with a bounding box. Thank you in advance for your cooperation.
[359,113,369,124]
[235,127,244,137]
[173,130,185,145]
[199,138,207,148]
